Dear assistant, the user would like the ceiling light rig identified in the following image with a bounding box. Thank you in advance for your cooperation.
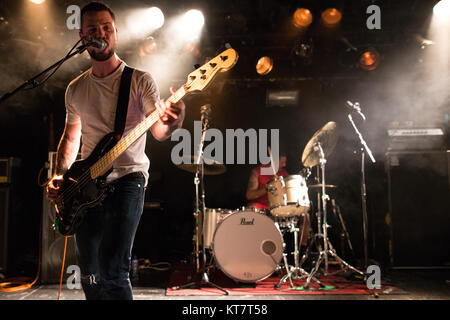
[293,8,313,28]
[321,8,342,26]
[359,48,380,71]
[256,56,274,75]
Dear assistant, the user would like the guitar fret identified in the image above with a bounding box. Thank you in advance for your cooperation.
[89,109,164,179]
[87,48,237,180]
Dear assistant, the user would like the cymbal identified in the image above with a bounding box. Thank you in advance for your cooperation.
[302,121,339,167]
[176,155,226,175]
[308,184,337,189]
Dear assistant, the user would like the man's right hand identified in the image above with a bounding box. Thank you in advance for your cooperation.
[46,175,64,202]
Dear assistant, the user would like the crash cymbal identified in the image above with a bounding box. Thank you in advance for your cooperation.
[302,121,339,167]
[176,155,226,175]
[308,184,337,189]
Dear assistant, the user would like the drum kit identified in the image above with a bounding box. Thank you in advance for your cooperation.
[172,121,365,294]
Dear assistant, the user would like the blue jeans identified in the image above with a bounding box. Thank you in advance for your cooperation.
[74,172,145,300]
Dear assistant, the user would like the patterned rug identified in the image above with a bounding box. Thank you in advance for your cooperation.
[166,263,398,296]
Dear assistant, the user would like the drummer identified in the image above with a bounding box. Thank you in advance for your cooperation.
[245,153,288,211]
[245,151,310,247]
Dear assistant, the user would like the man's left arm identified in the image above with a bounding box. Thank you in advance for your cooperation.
[150,87,186,141]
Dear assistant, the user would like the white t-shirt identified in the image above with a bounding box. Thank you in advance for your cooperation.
[65,59,159,185]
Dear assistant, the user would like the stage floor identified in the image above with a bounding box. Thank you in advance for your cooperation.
[1,267,449,301]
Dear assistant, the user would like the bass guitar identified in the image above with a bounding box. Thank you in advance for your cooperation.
[54,48,238,236]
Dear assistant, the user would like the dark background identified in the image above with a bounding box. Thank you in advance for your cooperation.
[0,0,448,278]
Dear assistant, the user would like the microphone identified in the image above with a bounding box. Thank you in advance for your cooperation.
[200,104,212,125]
[345,101,366,121]
[81,36,108,50]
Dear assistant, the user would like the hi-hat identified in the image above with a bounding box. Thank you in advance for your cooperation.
[302,121,339,167]
[176,155,226,175]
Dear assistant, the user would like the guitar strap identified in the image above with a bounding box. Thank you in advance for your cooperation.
[114,65,134,140]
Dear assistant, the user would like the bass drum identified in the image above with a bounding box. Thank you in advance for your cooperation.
[211,210,283,283]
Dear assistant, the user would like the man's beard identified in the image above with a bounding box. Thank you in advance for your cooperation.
[88,47,114,61]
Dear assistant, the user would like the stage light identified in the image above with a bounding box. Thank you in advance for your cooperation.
[138,36,157,57]
[359,48,380,71]
[126,7,164,37]
[147,7,165,29]
[256,56,273,75]
[433,0,450,18]
[29,0,45,4]
[183,9,205,31]
[321,8,342,25]
[293,8,313,28]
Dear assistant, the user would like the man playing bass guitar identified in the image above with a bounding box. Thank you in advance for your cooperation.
[46,2,185,300]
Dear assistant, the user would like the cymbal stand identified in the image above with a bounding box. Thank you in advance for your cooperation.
[171,110,229,295]
[275,215,325,289]
[304,143,364,289]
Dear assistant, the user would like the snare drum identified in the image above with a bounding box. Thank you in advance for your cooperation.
[211,210,283,283]
[266,176,286,211]
[268,175,310,217]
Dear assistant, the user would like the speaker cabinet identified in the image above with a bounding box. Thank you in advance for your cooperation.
[0,187,9,273]
[386,150,450,268]
[40,152,79,283]
[41,197,78,283]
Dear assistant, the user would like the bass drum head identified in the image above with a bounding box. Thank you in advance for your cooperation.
[212,210,283,283]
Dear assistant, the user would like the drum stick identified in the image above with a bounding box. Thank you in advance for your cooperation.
[268,146,278,177]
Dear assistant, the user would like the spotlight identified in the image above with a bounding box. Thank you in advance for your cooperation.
[29,0,45,4]
[183,9,205,31]
[433,0,450,18]
[359,48,380,71]
[138,36,157,57]
[126,7,164,37]
[147,7,165,29]
[321,8,342,25]
[256,56,273,75]
[293,8,313,28]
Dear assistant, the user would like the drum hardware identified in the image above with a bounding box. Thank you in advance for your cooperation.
[331,199,356,260]
[275,214,325,289]
[301,122,364,289]
[172,109,229,295]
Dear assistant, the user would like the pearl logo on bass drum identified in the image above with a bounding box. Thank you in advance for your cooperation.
[240,218,255,225]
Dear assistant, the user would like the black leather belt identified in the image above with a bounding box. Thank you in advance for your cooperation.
[114,171,144,183]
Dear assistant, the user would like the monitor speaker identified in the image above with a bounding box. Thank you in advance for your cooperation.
[386,150,450,268]
[40,197,78,283]
[0,187,9,273]
[40,152,79,283]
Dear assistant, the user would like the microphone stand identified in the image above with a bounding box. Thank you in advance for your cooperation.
[347,113,375,271]
[172,107,229,295]
[0,41,89,105]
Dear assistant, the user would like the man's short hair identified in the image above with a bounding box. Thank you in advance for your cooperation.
[80,1,116,29]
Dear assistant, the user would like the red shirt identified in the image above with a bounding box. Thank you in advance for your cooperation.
[248,165,288,210]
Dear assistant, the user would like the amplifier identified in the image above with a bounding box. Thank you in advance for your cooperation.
[387,125,447,151]
[0,158,21,184]
[386,150,450,267]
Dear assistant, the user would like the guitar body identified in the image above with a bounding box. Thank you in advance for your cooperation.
[56,133,117,236]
